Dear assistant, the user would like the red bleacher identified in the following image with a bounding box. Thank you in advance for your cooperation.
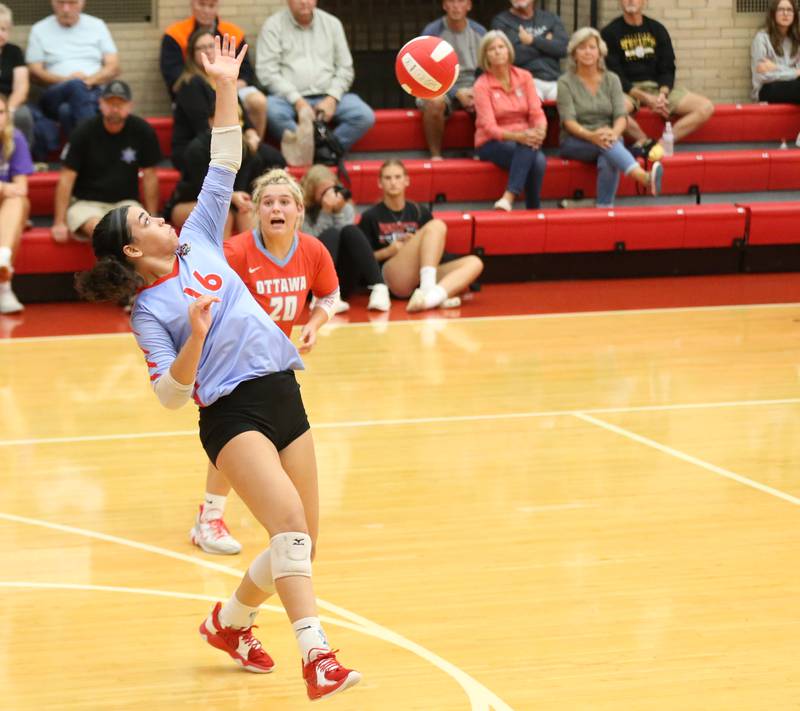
[16,103,800,281]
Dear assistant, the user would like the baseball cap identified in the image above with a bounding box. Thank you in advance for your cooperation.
[101,80,132,101]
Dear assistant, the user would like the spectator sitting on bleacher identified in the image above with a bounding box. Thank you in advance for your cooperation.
[0,4,34,149]
[172,28,263,172]
[473,30,547,212]
[164,110,284,238]
[0,93,32,314]
[160,0,268,141]
[601,0,714,158]
[490,0,567,102]
[51,80,161,243]
[300,164,390,312]
[751,0,800,104]
[256,0,375,165]
[557,27,663,209]
[418,0,486,160]
[26,0,119,142]
[358,159,483,312]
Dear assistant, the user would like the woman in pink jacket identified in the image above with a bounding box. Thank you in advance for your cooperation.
[473,30,548,211]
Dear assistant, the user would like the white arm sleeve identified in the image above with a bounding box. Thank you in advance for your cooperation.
[314,287,340,320]
[209,125,242,173]
[152,369,194,409]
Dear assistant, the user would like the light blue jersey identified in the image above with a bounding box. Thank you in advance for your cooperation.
[130,166,303,407]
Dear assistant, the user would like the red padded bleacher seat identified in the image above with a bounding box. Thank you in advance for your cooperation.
[767,150,800,191]
[432,211,474,254]
[610,207,685,250]
[146,117,173,158]
[745,202,800,245]
[545,208,618,252]
[683,205,746,248]
[660,153,705,196]
[15,228,94,275]
[431,158,504,202]
[634,103,800,143]
[473,211,546,255]
[702,151,770,193]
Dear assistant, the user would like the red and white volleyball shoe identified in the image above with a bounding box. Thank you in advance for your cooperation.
[302,648,361,701]
[189,505,242,555]
[199,602,275,673]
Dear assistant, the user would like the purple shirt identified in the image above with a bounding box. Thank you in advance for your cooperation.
[0,130,34,182]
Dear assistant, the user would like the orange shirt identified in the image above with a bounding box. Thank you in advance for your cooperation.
[224,230,339,336]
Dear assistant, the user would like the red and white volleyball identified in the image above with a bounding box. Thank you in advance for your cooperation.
[395,36,460,100]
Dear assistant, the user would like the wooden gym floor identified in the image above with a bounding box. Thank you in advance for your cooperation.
[1,280,799,709]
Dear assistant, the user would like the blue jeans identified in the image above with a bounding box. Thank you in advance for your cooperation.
[559,136,637,207]
[476,140,546,209]
[39,78,101,138]
[267,93,375,152]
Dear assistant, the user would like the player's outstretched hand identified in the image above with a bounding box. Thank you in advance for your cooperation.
[200,33,247,85]
[188,294,221,339]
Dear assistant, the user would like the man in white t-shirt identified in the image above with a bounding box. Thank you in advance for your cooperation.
[26,0,120,138]
[419,0,486,159]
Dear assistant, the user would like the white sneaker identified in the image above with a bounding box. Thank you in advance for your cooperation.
[190,505,242,555]
[441,296,461,309]
[367,283,391,311]
[493,197,512,212]
[0,287,24,314]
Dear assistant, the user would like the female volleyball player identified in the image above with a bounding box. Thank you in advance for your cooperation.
[74,35,360,702]
[189,168,341,557]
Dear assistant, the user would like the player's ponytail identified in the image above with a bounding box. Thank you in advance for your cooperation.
[74,206,141,302]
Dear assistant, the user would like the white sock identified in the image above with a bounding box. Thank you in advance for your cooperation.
[0,281,9,294]
[419,266,437,291]
[0,246,11,267]
[423,284,447,309]
[218,594,260,629]
[292,616,330,662]
[201,492,227,521]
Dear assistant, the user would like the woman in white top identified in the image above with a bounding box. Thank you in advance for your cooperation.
[751,0,800,102]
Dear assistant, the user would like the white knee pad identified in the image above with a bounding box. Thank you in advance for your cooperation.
[247,547,276,594]
[270,531,312,580]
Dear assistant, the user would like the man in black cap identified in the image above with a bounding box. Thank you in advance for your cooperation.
[51,80,162,243]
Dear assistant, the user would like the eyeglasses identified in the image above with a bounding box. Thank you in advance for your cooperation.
[776,7,795,13]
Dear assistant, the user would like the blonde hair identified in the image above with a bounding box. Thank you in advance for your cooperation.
[567,27,608,73]
[477,30,515,72]
[300,164,338,207]
[0,94,15,161]
[252,168,305,210]
[0,3,13,24]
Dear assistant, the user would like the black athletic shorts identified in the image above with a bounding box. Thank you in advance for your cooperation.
[198,370,310,466]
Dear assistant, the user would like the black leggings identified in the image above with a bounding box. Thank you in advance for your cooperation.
[316,225,384,299]
[759,79,800,103]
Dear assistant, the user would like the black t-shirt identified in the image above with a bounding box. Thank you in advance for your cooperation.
[359,201,433,251]
[0,44,25,96]
[600,15,676,93]
[65,115,162,202]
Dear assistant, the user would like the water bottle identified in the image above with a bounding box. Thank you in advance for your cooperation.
[661,121,674,157]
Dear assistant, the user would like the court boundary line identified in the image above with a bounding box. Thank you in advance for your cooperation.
[3,396,799,448]
[2,300,798,344]
[573,412,800,506]
[0,511,512,711]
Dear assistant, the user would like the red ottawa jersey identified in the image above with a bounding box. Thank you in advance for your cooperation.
[224,230,339,336]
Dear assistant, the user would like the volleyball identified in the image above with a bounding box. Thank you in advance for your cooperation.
[395,36,460,100]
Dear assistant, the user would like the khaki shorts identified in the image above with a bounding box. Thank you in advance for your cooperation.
[627,81,689,115]
[66,199,142,235]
